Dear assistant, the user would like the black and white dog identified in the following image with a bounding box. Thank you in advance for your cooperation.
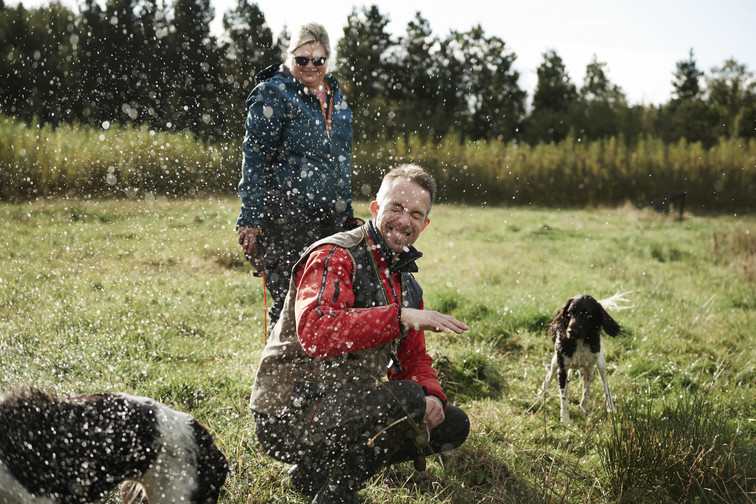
[542,295,626,423]
[0,389,228,503]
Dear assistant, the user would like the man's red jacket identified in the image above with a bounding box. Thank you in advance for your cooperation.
[293,232,447,407]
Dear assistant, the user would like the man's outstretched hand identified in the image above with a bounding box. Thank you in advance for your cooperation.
[400,308,468,334]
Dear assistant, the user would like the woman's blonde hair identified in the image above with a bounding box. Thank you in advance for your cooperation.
[287,22,331,59]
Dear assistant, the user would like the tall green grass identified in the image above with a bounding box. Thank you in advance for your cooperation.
[1,198,753,503]
[0,116,238,199]
[601,391,753,503]
[2,115,755,211]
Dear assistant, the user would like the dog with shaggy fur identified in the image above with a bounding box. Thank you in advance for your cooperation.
[0,389,227,504]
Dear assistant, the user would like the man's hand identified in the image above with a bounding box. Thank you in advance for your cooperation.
[237,226,262,255]
[423,395,445,430]
[401,308,468,334]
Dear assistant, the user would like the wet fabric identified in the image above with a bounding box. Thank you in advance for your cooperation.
[249,222,470,496]
[254,380,469,494]
[260,189,343,326]
[236,63,354,229]
[250,224,444,417]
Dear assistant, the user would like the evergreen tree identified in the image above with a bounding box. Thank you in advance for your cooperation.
[448,25,525,142]
[706,58,756,138]
[576,55,627,140]
[672,48,703,101]
[99,0,143,124]
[75,0,109,124]
[132,0,171,129]
[28,2,79,125]
[222,0,278,93]
[532,49,578,111]
[168,0,221,136]
[664,49,715,145]
[219,0,279,138]
[0,2,78,124]
[389,12,449,139]
[581,55,624,103]
[0,2,32,119]
[525,49,578,144]
[334,4,393,140]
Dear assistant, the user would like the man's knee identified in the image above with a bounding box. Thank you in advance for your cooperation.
[380,380,427,423]
[433,405,470,453]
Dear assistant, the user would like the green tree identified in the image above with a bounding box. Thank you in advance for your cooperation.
[0,2,32,119]
[389,12,435,137]
[74,0,109,124]
[167,0,222,136]
[581,54,624,103]
[132,0,172,129]
[222,0,278,93]
[672,48,703,101]
[663,49,715,145]
[448,25,525,142]
[706,58,756,139]
[219,0,279,137]
[525,49,578,144]
[334,4,394,140]
[0,2,78,125]
[576,55,627,140]
[98,0,144,124]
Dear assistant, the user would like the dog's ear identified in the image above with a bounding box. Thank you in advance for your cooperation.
[599,303,621,337]
[550,298,573,341]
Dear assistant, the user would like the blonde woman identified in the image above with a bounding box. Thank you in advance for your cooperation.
[236,23,356,327]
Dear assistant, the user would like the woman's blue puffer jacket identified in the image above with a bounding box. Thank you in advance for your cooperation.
[236,64,354,228]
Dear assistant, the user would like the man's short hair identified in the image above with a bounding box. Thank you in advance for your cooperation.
[376,163,437,216]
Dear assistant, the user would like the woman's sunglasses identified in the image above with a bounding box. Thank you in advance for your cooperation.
[294,56,327,67]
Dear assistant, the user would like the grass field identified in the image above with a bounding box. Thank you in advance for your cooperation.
[1,197,754,503]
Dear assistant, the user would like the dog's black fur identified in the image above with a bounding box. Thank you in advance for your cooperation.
[542,295,623,423]
[0,389,227,504]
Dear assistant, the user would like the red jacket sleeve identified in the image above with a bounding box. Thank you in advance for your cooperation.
[388,299,447,406]
[295,244,446,406]
[295,245,403,359]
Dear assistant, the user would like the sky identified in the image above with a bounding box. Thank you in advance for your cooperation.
[9,0,756,106]
[210,0,756,106]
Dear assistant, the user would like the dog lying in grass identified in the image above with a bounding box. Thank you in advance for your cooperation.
[0,389,227,504]
[542,294,628,423]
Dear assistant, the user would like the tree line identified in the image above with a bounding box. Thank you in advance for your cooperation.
[1,0,755,148]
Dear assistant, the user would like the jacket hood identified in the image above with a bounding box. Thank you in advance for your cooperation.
[254,63,291,85]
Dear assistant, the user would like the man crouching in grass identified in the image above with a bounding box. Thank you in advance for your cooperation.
[249,164,470,503]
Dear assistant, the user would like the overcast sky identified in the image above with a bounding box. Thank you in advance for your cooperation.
[9,0,756,105]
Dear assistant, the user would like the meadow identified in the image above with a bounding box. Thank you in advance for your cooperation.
[0,197,754,503]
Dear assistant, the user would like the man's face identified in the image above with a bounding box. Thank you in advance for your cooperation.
[370,177,431,253]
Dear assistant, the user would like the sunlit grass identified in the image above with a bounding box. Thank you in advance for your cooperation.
[1,197,754,503]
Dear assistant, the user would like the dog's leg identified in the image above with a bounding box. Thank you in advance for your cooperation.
[542,353,558,393]
[580,367,595,416]
[558,365,570,424]
[597,352,614,412]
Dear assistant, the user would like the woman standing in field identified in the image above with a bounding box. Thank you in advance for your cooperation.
[235,22,357,328]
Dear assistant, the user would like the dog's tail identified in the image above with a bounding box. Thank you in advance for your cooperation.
[598,291,634,312]
[121,481,147,504]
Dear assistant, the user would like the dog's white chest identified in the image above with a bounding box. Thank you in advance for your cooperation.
[562,340,599,371]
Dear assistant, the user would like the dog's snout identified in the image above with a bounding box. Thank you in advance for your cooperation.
[567,315,578,332]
